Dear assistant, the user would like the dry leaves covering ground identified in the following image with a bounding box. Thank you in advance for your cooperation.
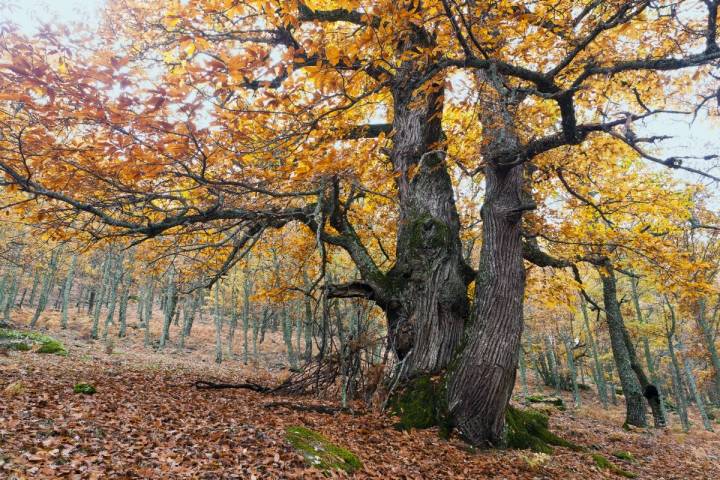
[1,311,719,479]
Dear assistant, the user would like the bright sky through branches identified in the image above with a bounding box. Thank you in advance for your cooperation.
[0,0,103,34]
[2,0,718,188]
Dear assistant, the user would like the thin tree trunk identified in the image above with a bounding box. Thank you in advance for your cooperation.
[668,357,690,432]
[91,253,112,339]
[213,284,223,364]
[179,289,199,349]
[143,277,156,346]
[102,254,124,340]
[27,269,40,307]
[581,295,609,408]
[158,269,176,349]
[61,255,77,329]
[564,336,581,408]
[696,298,720,401]
[546,335,561,395]
[599,266,647,427]
[518,346,529,402]
[282,305,297,369]
[678,341,714,431]
[242,274,251,365]
[2,267,21,324]
[31,248,61,328]
[117,269,132,338]
[227,285,238,358]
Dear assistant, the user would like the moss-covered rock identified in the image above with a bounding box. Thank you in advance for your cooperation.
[592,453,637,478]
[387,375,452,438]
[285,426,362,474]
[37,339,66,354]
[0,328,67,356]
[73,383,96,395]
[3,380,25,397]
[505,406,582,454]
[6,341,31,351]
[612,450,636,462]
[526,395,565,409]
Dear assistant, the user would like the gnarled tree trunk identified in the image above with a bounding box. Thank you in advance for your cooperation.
[381,72,470,377]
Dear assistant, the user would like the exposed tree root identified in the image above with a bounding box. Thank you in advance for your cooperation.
[262,401,357,415]
[193,380,273,393]
[193,356,343,396]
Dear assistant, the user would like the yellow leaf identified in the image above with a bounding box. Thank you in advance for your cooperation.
[326,44,340,66]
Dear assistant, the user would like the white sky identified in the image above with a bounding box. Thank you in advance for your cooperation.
[2,0,718,191]
[0,0,104,33]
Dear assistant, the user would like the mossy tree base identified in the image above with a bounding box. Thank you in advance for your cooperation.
[285,426,362,474]
[388,376,578,453]
[387,375,452,438]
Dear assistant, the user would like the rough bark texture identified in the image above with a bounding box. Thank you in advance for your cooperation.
[447,161,528,446]
[599,267,647,428]
[381,71,469,376]
[445,70,534,445]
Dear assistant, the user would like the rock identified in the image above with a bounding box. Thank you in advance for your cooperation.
[592,453,636,478]
[73,383,96,395]
[3,380,25,397]
[285,426,362,474]
[505,406,582,454]
[526,395,566,410]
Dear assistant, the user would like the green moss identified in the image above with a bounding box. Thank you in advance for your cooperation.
[404,213,451,252]
[526,395,565,408]
[612,450,635,462]
[37,339,66,354]
[505,406,582,454]
[0,328,67,356]
[73,383,96,395]
[592,454,637,478]
[6,341,31,351]
[387,375,453,438]
[285,426,362,474]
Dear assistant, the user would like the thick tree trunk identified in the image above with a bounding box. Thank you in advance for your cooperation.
[599,267,647,427]
[447,160,528,446]
[375,73,470,377]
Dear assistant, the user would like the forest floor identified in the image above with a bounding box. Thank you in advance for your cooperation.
[1,309,720,479]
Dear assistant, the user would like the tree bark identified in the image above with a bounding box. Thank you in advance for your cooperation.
[380,74,470,377]
[599,266,647,427]
[581,295,610,408]
[695,298,720,401]
[447,158,528,445]
[61,255,77,329]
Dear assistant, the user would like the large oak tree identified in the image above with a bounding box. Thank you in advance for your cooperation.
[1,0,719,445]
